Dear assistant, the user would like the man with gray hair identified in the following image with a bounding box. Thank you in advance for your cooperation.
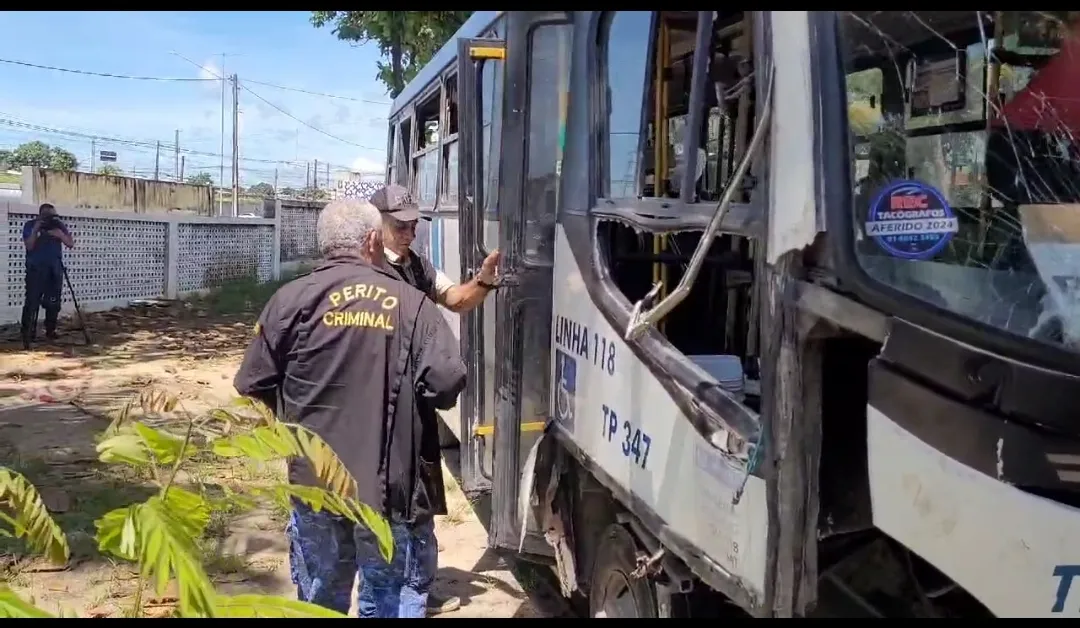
[234,197,466,618]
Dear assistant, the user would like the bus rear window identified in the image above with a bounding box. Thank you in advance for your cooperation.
[840,11,1080,353]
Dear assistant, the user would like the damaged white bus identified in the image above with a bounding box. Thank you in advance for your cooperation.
[386,10,1080,618]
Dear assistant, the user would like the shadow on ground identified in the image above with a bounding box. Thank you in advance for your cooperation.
[0,302,256,370]
[438,447,575,618]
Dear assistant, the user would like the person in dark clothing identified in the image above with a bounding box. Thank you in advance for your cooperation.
[233,197,467,618]
[20,203,75,349]
[370,184,501,615]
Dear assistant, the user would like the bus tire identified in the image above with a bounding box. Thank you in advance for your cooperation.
[588,523,658,618]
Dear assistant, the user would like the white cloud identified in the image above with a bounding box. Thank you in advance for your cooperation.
[199,59,222,81]
[350,155,385,174]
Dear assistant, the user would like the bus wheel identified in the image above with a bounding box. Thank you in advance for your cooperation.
[589,524,658,618]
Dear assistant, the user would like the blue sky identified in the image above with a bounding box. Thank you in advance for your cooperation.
[0,11,391,189]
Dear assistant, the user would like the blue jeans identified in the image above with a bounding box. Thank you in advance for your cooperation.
[286,501,437,618]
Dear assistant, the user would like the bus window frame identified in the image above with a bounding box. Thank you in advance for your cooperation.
[578,9,762,446]
[390,109,415,188]
[814,11,1080,377]
[594,11,657,201]
[439,71,461,211]
[386,121,397,185]
[589,11,763,235]
[410,83,443,210]
[395,16,504,217]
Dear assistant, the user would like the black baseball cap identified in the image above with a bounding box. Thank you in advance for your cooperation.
[369,184,429,222]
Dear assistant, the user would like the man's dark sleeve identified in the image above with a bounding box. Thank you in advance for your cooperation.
[414,298,467,411]
[233,293,285,411]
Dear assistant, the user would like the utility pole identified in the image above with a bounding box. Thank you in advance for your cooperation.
[326,162,330,188]
[231,73,240,217]
[305,162,310,191]
[273,168,278,195]
[174,130,180,181]
[180,156,185,181]
[313,159,319,191]
[218,55,227,215]
[90,139,95,173]
[154,140,161,180]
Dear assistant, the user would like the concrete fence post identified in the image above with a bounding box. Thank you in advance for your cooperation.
[164,218,180,299]
[0,202,9,317]
[272,210,282,281]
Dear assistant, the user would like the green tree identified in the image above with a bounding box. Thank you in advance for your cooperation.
[310,11,473,97]
[248,182,275,197]
[280,187,298,198]
[302,186,329,201]
[48,147,78,171]
[0,149,11,171]
[97,164,123,177]
[186,172,214,186]
[5,141,78,171]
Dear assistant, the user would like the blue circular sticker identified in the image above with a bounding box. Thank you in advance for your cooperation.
[866,180,958,260]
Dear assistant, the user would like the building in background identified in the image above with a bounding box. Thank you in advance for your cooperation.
[331,170,382,201]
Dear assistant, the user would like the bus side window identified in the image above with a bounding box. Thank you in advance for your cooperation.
[481,50,503,217]
[603,11,653,199]
[387,122,397,185]
[442,74,460,205]
[523,22,573,263]
[597,12,761,367]
[395,117,412,187]
[600,12,757,203]
[412,92,440,207]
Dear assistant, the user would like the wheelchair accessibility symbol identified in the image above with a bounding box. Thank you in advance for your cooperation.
[554,349,577,430]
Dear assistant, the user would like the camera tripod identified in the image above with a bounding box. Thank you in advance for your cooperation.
[23,263,92,348]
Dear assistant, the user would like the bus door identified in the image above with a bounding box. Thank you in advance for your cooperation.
[455,35,506,495]
[458,11,572,553]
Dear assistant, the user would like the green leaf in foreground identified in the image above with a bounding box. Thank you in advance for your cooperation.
[0,467,70,565]
[213,417,394,563]
[96,422,195,467]
[0,585,54,618]
[95,489,216,617]
[214,594,348,618]
[259,483,393,564]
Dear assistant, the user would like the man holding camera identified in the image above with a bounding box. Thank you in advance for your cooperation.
[20,203,74,349]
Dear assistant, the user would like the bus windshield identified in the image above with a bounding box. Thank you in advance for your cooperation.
[838,11,1080,354]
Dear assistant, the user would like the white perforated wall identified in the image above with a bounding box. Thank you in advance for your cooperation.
[279,206,319,262]
[5,212,167,310]
[175,223,276,293]
[0,203,280,325]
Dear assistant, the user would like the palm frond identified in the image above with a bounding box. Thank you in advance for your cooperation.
[0,467,70,565]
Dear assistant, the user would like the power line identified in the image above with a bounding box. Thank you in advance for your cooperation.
[241,78,389,105]
[0,55,389,106]
[239,82,383,152]
[0,115,362,171]
[0,54,388,154]
[0,57,216,82]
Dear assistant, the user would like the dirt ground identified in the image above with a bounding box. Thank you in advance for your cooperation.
[0,300,565,618]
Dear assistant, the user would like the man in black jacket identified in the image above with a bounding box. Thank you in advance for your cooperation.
[234,197,466,618]
[370,184,500,615]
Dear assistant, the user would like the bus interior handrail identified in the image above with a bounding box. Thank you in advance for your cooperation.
[625,67,774,342]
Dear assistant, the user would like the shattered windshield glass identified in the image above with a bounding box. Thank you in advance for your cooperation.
[840,11,1080,352]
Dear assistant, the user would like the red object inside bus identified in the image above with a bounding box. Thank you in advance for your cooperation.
[993,20,1080,133]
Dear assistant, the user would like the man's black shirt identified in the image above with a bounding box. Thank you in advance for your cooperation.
[233,255,466,522]
[386,250,452,517]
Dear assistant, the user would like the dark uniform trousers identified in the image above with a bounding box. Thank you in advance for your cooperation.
[21,259,63,341]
